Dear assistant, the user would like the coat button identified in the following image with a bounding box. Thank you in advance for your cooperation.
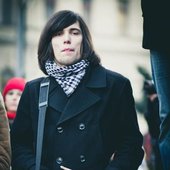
[57,127,63,133]
[79,123,85,130]
[56,157,63,164]
[80,155,86,163]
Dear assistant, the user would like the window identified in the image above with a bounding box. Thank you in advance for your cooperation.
[0,0,17,26]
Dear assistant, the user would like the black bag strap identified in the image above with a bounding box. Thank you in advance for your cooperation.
[35,77,50,170]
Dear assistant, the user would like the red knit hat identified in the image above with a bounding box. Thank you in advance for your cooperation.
[3,77,26,99]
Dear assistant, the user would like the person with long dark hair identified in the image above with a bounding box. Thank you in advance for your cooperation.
[11,10,143,170]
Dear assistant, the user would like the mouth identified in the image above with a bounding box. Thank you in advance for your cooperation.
[62,48,74,52]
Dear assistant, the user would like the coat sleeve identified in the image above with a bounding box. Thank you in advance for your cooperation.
[10,82,48,170]
[0,93,11,170]
[106,79,144,170]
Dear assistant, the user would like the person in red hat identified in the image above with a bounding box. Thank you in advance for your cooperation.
[2,77,26,128]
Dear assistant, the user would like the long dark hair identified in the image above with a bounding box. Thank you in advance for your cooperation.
[38,10,100,75]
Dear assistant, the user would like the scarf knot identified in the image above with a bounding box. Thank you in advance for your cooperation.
[45,59,89,96]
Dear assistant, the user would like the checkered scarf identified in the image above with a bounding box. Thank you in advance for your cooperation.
[45,59,89,96]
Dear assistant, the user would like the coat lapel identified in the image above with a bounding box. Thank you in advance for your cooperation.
[48,77,68,113]
[57,65,107,125]
[57,86,100,125]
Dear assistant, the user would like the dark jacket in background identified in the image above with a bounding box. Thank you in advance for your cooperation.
[11,65,144,170]
[141,0,170,52]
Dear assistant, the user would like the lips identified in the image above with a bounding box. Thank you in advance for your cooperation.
[62,48,74,52]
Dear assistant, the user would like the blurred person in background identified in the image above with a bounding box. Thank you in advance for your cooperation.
[0,93,11,169]
[141,0,170,169]
[143,80,163,170]
[11,10,143,170]
[2,77,26,128]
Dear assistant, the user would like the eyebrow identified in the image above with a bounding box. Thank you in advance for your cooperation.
[69,28,81,32]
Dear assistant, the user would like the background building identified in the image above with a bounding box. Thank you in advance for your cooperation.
[0,0,150,124]
[0,0,151,169]
[0,0,150,95]
[1,0,150,135]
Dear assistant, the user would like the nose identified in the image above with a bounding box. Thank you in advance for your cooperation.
[64,33,71,44]
[12,95,18,101]
[12,94,19,101]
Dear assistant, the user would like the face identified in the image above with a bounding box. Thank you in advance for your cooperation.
[51,22,83,66]
[5,89,22,112]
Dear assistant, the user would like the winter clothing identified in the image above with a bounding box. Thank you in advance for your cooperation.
[0,93,11,170]
[45,59,89,96]
[2,77,26,126]
[141,0,170,52]
[141,1,170,169]
[11,65,144,170]
[3,77,26,99]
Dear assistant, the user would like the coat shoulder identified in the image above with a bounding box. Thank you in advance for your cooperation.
[105,67,129,83]
[26,77,47,88]
[23,77,48,95]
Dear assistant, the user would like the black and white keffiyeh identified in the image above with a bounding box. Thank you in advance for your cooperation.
[45,59,89,97]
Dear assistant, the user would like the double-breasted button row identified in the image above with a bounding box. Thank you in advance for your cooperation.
[56,155,86,165]
[57,123,85,133]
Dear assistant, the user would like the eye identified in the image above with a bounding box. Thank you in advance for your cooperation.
[8,91,14,95]
[73,31,79,35]
[71,30,81,36]
[55,31,63,36]
[17,91,22,96]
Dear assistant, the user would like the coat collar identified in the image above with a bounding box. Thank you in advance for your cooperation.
[48,64,106,90]
[48,65,107,125]
[85,64,106,88]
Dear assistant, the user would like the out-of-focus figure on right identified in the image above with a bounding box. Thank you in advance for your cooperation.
[141,0,170,169]
[143,80,163,170]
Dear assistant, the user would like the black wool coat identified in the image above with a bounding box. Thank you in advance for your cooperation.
[11,65,144,170]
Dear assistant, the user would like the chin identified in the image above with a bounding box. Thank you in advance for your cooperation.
[64,61,78,66]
